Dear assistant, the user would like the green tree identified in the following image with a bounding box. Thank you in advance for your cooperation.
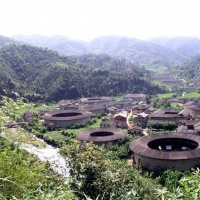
[61,142,160,199]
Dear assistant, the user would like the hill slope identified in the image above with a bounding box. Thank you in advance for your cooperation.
[88,36,186,67]
[14,35,88,55]
[178,54,200,79]
[148,37,200,58]
[0,44,164,101]
[0,35,16,47]
[13,35,186,68]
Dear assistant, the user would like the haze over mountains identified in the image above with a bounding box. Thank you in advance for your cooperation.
[1,34,200,101]
[13,35,200,68]
[148,37,200,58]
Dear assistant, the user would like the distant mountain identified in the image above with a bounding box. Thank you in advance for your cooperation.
[0,35,16,47]
[13,35,89,55]
[0,44,164,101]
[13,35,186,68]
[148,37,200,58]
[88,36,186,67]
[75,53,147,77]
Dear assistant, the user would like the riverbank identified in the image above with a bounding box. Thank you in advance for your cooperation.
[1,128,69,177]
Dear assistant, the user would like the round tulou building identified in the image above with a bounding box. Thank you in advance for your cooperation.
[42,109,92,128]
[77,127,127,149]
[129,133,200,171]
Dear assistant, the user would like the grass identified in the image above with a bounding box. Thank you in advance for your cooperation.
[170,102,186,109]
[112,96,123,102]
[32,102,58,112]
[157,93,176,98]
[147,65,169,74]
[44,117,103,140]
[182,92,200,98]
[4,127,46,148]
[44,130,64,140]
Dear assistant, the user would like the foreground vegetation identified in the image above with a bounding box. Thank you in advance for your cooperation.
[0,137,75,199]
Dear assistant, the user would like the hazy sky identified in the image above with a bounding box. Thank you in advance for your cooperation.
[0,0,200,41]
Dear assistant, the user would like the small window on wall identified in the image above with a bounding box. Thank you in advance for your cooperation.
[169,163,172,166]
[176,163,180,166]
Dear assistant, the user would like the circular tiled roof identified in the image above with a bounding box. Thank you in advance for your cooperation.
[42,110,92,121]
[77,128,127,142]
[129,133,200,160]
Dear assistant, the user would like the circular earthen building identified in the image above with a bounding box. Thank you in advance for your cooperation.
[130,133,200,171]
[77,127,127,149]
[42,110,92,128]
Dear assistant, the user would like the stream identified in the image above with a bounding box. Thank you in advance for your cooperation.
[21,143,70,177]
[1,131,70,177]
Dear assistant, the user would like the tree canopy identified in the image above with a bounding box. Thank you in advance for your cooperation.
[0,44,165,101]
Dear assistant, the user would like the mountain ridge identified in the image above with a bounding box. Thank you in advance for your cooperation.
[0,43,164,101]
[12,34,187,68]
[148,36,200,58]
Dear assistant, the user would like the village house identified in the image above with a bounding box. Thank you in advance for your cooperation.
[183,86,196,93]
[100,119,116,128]
[149,108,193,124]
[177,119,200,134]
[187,105,200,117]
[110,101,135,110]
[128,125,143,135]
[132,103,154,114]
[184,100,198,107]
[107,106,119,115]
[114,111,128,128]
[132,112,149,128]
[161,79,184,86]
[80,96,111,106]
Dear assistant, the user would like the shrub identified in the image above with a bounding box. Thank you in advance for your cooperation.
[0,139,74,199]
[147,121,177,131]
[61,142,160,199]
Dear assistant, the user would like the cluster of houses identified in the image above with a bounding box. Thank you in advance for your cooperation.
[41,93,200,135]
[39,93,200,171]
[154,74,200,93]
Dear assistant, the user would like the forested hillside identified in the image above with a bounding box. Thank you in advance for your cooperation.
[0,35,16,47]
[76,53,148,77]
[0,44,164,101]
[178,54,200,79]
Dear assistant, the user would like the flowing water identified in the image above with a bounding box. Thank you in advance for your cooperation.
[21,143,70,177]
[1,131,70,177]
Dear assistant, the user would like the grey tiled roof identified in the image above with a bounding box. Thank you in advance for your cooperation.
[130,133,200,160]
